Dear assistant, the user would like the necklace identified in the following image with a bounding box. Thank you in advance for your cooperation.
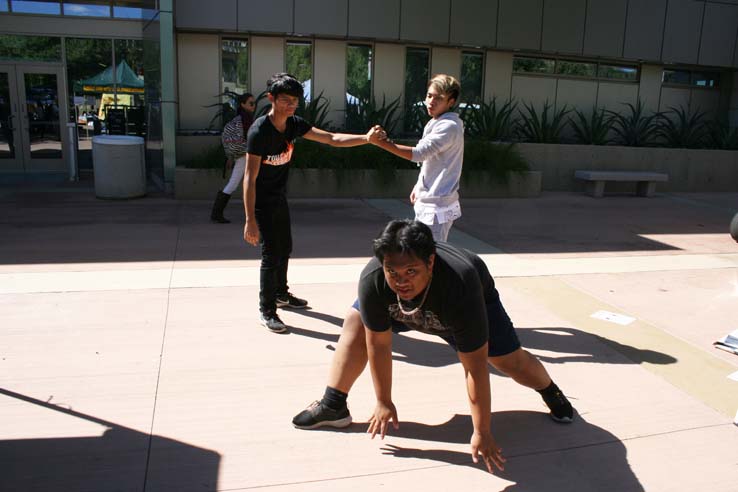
[396,275,433,316]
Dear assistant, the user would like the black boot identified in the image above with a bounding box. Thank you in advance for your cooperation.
[210,191,231,223]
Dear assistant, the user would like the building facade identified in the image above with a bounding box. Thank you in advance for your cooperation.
[2,0,738,191]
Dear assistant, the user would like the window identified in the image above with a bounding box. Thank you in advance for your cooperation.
[403,47,429,134]
[346,44,372,102]
[691,71,719,88]
[662,69,720,89]
[514,56,639,82]
[513,56,555,74]
[286,41,312,99]
[557,60,596,78]
[10,0,61,14]
[460,51,483,104]
[63,0,110,16]
[113,0,156,19]
[0,34,61,61]
[598,64,638,81]
[221,39,249,93]
[0,1,8,11]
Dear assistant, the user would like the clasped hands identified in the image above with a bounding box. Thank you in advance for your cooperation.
[367,124,390,145]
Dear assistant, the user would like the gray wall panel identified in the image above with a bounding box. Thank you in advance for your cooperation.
[662,0,704,65]
[699,3,738,67]
[401,0,450,43]
[348,0,400,40]
[176,0,237,30]
[583,0,627,58]
[624,0,667,62]
[498,0,543,50]
[294,0,348,37]
[449,0,498,47]
[542,0,586,54]
[237,0,293,33]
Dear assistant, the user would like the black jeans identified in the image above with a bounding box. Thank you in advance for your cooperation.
[255,198,292,314]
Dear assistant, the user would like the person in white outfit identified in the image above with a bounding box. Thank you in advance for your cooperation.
[369,74,464,242]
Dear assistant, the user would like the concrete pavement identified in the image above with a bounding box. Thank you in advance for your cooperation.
[1,186,737,491]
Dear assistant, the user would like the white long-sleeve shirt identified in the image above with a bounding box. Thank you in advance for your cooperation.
[411,111,464,225]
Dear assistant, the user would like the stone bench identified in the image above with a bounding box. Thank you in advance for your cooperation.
[574,170,669,198]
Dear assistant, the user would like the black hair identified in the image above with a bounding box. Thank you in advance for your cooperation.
[372,219,436,264]
[267,72,304,99]
[236,92,255,117]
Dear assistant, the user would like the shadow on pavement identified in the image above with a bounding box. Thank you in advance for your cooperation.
[0,388,221,492]
[321,411,644,491]
[518,326,678,366]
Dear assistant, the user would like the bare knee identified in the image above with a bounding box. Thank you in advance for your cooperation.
[489,349,529,376]
[339,308,367,354]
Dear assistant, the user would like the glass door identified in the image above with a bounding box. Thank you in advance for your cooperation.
[0,65,23,171]
[17,65,65,171]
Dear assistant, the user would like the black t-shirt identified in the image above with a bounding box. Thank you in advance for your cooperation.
[358,243,498,353]
[246,114,312,203]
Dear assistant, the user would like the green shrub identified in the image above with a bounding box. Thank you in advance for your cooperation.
[344,95,402,136]
[706,121,738,150]
[460,97,517,141]
[608,100,660,147]
[569,107,614,145]
[516,101,570,143]
[656,106,708,149]
[463,139,530,183]
[181,144,226,169]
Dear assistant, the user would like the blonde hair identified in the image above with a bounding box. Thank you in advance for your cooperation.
[428,74,461,103]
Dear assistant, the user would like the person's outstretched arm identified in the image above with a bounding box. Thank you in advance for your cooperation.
[303,126,375,147]
[365,328,398,439]
[457,344,506,474]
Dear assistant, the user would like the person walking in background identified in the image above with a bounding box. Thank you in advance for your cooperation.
[368,74,464,242]
[211,92,256,223]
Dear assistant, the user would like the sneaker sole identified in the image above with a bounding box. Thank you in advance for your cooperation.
[292,415,352,430]
[549,413,574,424]
[259,320,288,334]
[276,302,309,310]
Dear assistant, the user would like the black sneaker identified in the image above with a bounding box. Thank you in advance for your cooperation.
[259,311,288,333]
[276,292,309,309]
[539,383,574,423]
[292,400,352,430]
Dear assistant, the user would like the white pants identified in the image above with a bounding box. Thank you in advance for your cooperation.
[222,155,246,195]
[426,217,454,242]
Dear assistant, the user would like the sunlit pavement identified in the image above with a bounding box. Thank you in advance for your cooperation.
[1,186,737,491]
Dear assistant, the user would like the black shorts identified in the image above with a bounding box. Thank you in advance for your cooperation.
[351,297,520,357]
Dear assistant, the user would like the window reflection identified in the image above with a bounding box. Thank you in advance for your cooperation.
[0,1,8,11]
[0,72,15,159]
[113,0,155,19]
[63,0,110,17]
[0,34,62,62]
[25,73,62,159]
[11,0,61,15]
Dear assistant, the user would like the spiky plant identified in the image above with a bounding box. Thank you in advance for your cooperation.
[344,95,402,136]
[656,106,708,149]
[569,107,615,145]
[608,100,660,147]
[516,100,571,144]
[460,97,518,141]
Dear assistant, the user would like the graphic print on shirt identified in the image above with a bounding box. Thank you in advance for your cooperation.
[263,142,294,166]
[388,304,452,337]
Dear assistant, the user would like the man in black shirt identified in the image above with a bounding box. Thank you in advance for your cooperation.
[293,219,574,474]
[244,73,380,333]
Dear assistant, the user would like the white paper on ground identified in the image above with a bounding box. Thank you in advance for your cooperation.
[728,371,738,382]
[715,329,738,350]
[590,310,636,326]
[734,409,738,426]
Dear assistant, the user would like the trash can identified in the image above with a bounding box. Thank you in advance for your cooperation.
[92,135,146,199]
